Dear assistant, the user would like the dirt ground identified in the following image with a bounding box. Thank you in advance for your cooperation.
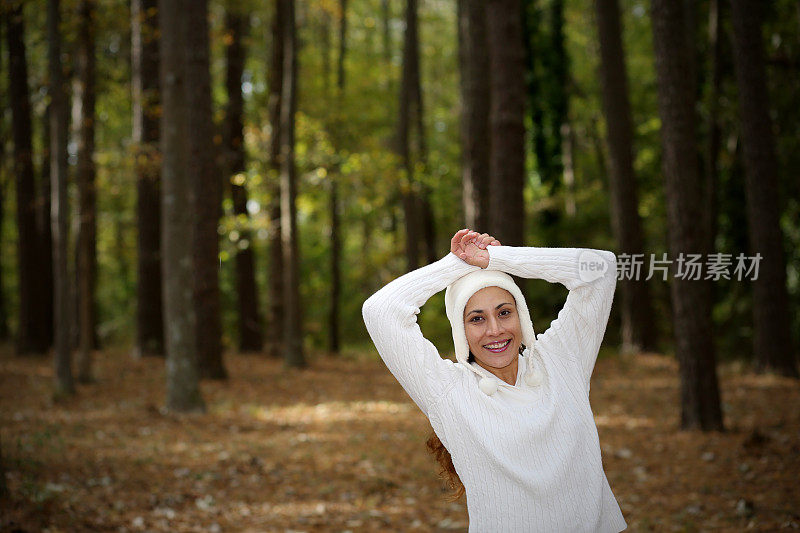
[1,346,799,532]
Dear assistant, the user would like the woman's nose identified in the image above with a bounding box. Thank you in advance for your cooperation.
[486,317,503,336]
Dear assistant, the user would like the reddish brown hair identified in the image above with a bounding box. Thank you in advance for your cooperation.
[426,430,465,500]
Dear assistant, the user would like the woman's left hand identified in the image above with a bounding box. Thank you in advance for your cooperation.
[450,229,501,269]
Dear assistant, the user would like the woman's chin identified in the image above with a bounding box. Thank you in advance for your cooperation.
[477,351,517,369]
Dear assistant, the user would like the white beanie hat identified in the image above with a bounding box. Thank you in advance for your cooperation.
[444,269,540,393]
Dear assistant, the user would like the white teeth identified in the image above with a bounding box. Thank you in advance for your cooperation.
[484,340,510,349]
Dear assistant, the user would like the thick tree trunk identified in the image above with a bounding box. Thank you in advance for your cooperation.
[224,4,263,353]
[0,159,5,341]
[186,0,226,380]
[280,0,305,368]
[397,0,432,269]
[132,0,164,357]
[730,0,798,377]
[457,0,490,231]
[74,0,97,382]
[266,0,285,359]
[159,0,205,412]
[6,1,48,353]
[48,0,74,396]
[486,0,526,246]
[651,0,723,430]
[0,20,5,342]
[595,0,658,353]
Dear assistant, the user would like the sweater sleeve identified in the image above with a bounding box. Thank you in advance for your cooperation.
[486,245,617,385]
[362,253,481,416]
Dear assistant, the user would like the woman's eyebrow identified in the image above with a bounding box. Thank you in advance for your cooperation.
[467,302,513,316]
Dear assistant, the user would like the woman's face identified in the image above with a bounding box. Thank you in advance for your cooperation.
[463,286,522,372]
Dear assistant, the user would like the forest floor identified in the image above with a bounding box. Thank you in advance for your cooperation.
[1,346,799,532]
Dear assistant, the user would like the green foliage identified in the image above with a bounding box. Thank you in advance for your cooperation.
[0,0,797,359]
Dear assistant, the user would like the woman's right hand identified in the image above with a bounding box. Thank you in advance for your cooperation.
[450,229,501,269]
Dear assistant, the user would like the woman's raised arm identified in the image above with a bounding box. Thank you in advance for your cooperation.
[485,245,618,388]
[362,236,483,415]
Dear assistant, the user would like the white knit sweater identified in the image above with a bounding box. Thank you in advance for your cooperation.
[362,246,627,532]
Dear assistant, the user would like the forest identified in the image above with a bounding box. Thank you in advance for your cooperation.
[1,0,799,530]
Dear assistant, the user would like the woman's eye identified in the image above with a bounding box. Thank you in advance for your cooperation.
[469,316,483,323]
[499,309,510,316]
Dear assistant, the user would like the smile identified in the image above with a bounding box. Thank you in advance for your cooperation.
[483,339,511,353]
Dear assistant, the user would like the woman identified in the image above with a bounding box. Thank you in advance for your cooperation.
[362,229,627,532]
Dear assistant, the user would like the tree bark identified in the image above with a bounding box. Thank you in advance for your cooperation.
[280,0,305,368]
[132,0,164,357]
[0,24,6,342]
[224,3,263,353]
[705,0,722,261]
[457,0,490,231]
[0,434,7,497]
[39,106,55,350]
[6,1,48,353]
[398,0,419,270]
[266,0,285,359]
[486,0,526,246]
[595,0,658,353]
[48,0,74,396]
[397,0,432,269]
[186,0,226,380]
[0,159,5,341]
[328,0,347,355]
[730,0,798,377]
[159,0,205,412]
[651,0,723,430]
[74,0,97,382]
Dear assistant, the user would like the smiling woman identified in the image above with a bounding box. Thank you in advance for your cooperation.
[463,286,523,383]
[362,229,626,532]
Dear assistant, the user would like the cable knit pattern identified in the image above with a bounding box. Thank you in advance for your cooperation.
[362,246,627,532]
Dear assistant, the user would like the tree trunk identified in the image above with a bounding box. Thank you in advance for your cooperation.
[0,21,6,342]
[595,0,658,353]
[0,434,7,497]
[48,0,74,396]
[486,0,526,246]
[0,163,5,341]
[159,0,205,412]
[398,0,418,270]
[186,0,226,380]
[397,0,432,269]
[280,0,305,368]
[266,0,285,359]
[547,0,567,194]
[705,0,722,264]
[651,0,723,430]
[730,0,798,377]
[74,0,97,382]
[457,0,490,231]
[224,3,263,353]
[132,0,164,357]
[328,0,347,356]
[6,1,48,353]
[39,106,55,350]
